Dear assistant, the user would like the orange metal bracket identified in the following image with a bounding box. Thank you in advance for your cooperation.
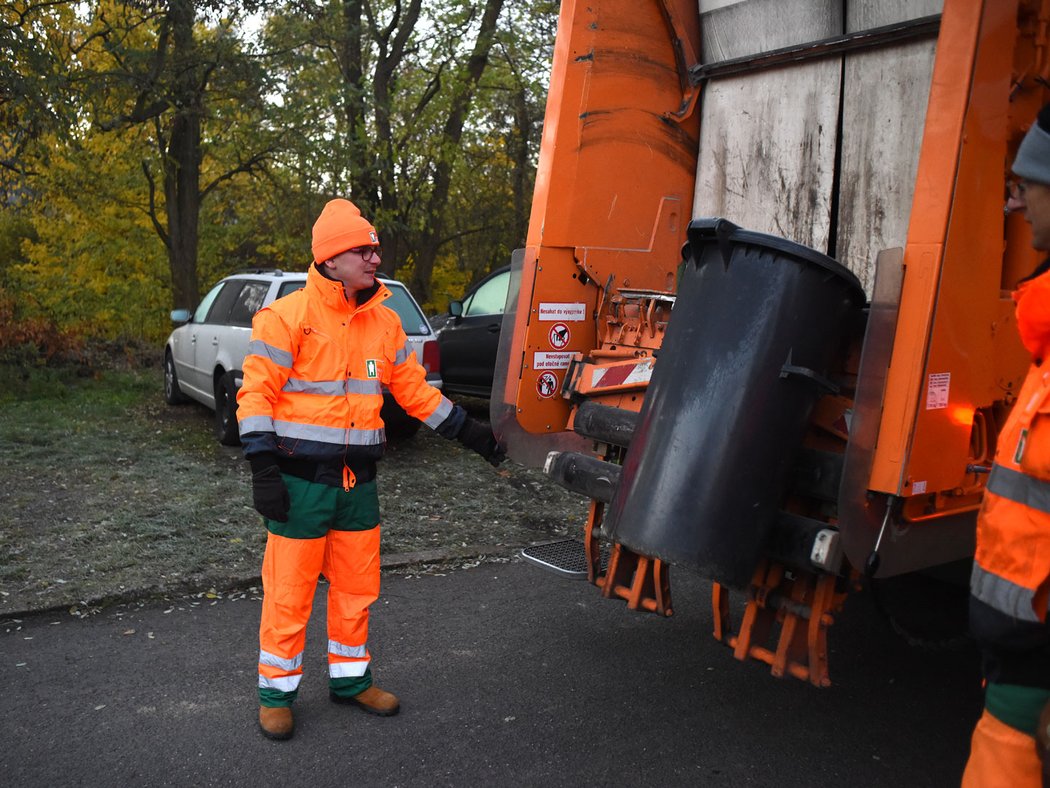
[712,561,848,688]
[583,498,672,616]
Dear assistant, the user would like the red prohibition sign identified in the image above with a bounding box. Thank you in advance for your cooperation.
[548,322,570,350]
[536,371,559,399]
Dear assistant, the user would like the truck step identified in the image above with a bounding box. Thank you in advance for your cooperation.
[521,539,609,579]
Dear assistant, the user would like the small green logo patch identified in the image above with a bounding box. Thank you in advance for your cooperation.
[366,359,378,379]
[1015,428,1029,465]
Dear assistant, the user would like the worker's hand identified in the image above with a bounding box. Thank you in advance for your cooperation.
[250,461,291,522]
[456,416,507,467]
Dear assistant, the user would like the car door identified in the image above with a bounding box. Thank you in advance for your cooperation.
[189,280,244,404]
[220,280,270,383]
[173,281,226,398]
[438,268,510,396]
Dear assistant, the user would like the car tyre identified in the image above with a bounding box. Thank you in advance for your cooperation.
[214,371,241,446]
[164,351,190,405]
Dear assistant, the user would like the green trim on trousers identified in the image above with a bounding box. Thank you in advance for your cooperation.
[265,476,380,538]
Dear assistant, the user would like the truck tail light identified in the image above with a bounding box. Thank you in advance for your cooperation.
[422,339,441,375]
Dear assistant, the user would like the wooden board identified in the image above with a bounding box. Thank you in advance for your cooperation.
[698,0,842,64]
[694,1,841,251]
[846,0,944,30]
[836,36,939,293]
[694,0,943,292]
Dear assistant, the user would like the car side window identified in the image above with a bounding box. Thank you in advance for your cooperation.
[463,272,510,317]
[228,281,269,327]
[193,283,225,323]
[204,281,244,325]
[277,281,306,299]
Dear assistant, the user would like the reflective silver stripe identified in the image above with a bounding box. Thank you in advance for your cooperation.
[329,659,370,679]
[282,378,381,396]
[247,339,293,369]
[239,415,275,434]
[986,463,1050,516]
[259,649,303,671]
[328,639,368,658]
[394,346,411,365]
[274,421,385,446]
[970,562,1041,622]
[259,673,302,692]
[424,396,454,429]
[282,378,347,396]
[348,379,383,395]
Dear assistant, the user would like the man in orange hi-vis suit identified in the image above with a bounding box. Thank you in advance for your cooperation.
[237,199,505,741]
[963,104,1050,786]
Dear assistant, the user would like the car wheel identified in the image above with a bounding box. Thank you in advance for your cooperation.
[164,352,190,405]
[214,371,241,446]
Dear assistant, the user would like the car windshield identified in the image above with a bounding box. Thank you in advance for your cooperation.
[383,283,431,336]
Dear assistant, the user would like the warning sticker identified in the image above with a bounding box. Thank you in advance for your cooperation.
[912,480,927,494]
[534,352,573,370]
[926,372,950,410]
[548,322,571,349]
[536,371,559,398]
[538,302,587,322]
[590,359,654,389]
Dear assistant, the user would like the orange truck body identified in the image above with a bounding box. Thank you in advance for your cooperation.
[495,0,1050,684]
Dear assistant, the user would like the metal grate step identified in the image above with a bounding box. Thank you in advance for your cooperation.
[521,539,609,580]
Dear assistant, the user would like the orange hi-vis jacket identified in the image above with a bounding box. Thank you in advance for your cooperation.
[971,272,1050,627]
[237,265,454,481]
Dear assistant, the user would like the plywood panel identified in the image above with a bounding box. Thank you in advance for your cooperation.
[699,0,841,64]
[695,0,841,250]
[846,0,944,31]
[693,59,842,251]
[836,36,937,293]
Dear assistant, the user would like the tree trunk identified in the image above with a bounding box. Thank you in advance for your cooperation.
[163,0,202,311]
[409,0,505,302]
[510,85,532,248]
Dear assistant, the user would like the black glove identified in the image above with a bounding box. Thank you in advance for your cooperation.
[456,416,507,467]
[249,456,290,522]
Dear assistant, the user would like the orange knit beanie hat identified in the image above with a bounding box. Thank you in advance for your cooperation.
[311,199,379,263]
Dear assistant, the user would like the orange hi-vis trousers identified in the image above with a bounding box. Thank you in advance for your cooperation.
[257,475,381,708]
[963,709,1043,787]
[963,682,1050,787]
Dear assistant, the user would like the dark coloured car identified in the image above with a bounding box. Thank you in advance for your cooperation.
[435,266,510,398]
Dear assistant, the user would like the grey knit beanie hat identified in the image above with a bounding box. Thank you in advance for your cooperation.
[1013,103,1050,185]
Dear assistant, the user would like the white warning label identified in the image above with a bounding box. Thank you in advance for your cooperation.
[926,372,950,410]
[533,352,573,370]
[538,302,587,321]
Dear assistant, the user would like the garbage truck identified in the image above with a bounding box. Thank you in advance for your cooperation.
[490,0,1050,686]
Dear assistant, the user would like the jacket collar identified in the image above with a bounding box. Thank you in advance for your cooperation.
[1014,266,1050,363]
[306,264,390,313]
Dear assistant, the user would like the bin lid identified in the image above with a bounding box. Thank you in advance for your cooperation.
[685,217,864,298]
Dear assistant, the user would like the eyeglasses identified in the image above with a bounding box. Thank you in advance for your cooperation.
[349,246,382,262]
[1008,179,1029,202]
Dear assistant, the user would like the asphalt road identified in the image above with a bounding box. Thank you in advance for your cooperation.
[2,558,982,787]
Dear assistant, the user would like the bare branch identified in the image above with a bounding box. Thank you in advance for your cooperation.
[141,160,170,249]
[200,149,273,200]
